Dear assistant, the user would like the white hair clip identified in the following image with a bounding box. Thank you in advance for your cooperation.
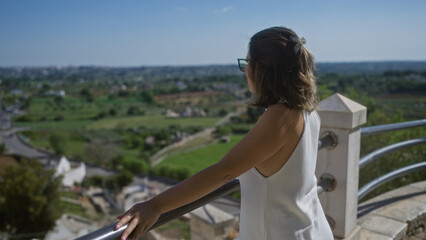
[289,36,306,45]
[289,36,306,54]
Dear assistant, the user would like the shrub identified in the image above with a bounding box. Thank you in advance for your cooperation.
[151,165,192,181]
[230,124,251,134]
[93,111,108,120]
[216,126,232,136]
[54,115,64,121]
[109,108,118,116]
[174,167,191,180]
[127,106,142,116]
[0,144,5,155]
[49,133,67,155]
[140,90,155,104]
[82,175,104,187]
[121,158,148,175]
[15,115,34,122]
[115,170,134,188]
[126,135,144,149]
[218,108,228,116]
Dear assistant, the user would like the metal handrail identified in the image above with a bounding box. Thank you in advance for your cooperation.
[361,119,426,136]
[359,138,426,168]
[358,162,426,201]
[76,177,331,240]
[359,120,426,200]
[76,179,240,240]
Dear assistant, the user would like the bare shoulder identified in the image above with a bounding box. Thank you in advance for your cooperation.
[259,104,302,128]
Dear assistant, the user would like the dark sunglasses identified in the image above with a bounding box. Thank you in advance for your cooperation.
[237,58,248,72]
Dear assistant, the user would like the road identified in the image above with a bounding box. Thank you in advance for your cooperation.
[0,129,47,159]
[0,129,115,177]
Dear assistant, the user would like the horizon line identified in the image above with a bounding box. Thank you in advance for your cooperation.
[1,59,426,69]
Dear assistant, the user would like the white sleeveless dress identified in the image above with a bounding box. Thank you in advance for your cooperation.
[238,110,334,240]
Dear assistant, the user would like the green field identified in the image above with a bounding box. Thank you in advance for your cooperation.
[158,134,245,174]
[14,120,92,130]
[27,96,159,119]
[376,94,426,119]
[87,115,221,129]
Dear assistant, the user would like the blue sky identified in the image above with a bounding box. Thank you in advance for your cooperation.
[1,0,426,66]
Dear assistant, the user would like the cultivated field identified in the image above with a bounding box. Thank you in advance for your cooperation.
[158,135,245,174]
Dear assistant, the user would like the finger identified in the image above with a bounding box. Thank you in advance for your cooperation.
[121,218,139,240]
[141,224,150,236]
[115,212,133,230]
[129,224,147,240]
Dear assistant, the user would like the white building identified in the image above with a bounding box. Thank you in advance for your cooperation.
[165,109,180,118]
[45,90,66,97]
[55,156,86,187]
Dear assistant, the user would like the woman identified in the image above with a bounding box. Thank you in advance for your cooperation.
[116,26,334,240]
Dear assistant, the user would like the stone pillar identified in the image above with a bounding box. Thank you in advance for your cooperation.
[316,93,367,239]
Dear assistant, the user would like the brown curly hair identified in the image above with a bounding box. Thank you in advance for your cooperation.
[246,26,318,111]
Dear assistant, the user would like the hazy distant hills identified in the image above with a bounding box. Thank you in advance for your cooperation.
[1,61,426,79]
[316,61,426,74]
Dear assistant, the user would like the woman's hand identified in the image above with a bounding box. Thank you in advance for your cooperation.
[115,201,161,240]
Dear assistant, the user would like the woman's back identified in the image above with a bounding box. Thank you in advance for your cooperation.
[238,109,333,240]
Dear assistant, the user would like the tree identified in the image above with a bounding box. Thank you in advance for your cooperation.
[21,96,32,110]
[80,88,94,102]
[216,126,232,136]
[0,156,61,238]
[82,175,104,188]
[49,133,67,155]
[121,158,148,174]
[140,90,155,104]
[84,139,120,166]
[93,111,107,120]
[41,83,51,92]
[109,108,118,116]
[127,106,143,116]
[115,170,134,188]
[246,107,264,123]
[218,108,229,117]
[15,114,34,122]
[54,96,63,104]
[105,170,133,191]
[126,135,144,149]
[0,144,5,155]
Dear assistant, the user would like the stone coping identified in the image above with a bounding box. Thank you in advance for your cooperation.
[357,181,426,240]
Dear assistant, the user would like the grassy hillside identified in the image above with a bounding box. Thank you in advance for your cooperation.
[158,134,245,174]
[87,115,220,130]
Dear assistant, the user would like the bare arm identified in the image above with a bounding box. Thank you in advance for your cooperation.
[117,105,297,239]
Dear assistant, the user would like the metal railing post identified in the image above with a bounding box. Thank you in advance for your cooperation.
[316,93,367,239]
